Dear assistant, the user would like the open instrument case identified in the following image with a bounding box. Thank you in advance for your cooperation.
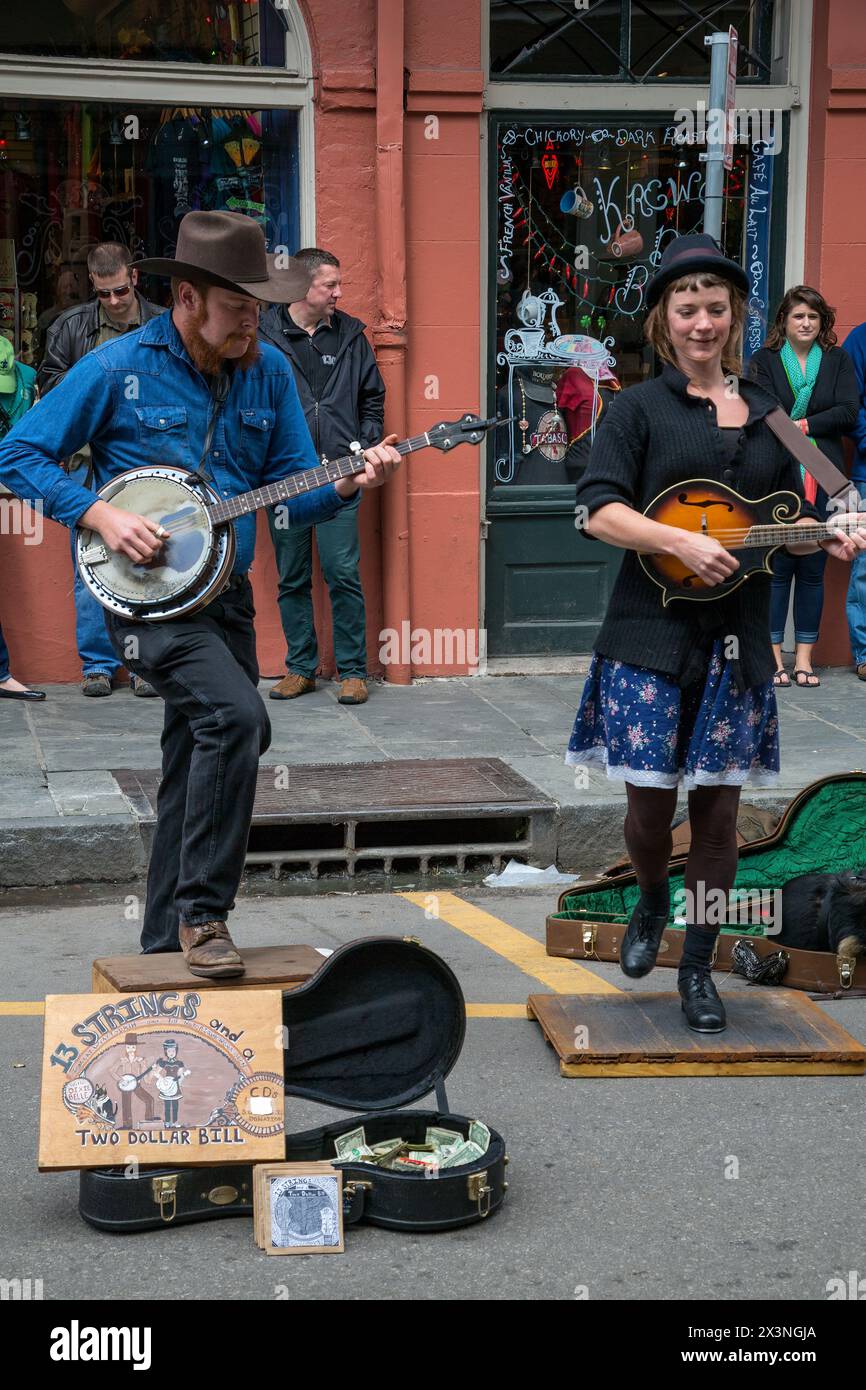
[78,939,508,1234]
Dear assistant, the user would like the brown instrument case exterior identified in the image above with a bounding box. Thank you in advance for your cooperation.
[546,772,866,996]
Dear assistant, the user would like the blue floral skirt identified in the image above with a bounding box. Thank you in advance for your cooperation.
[565,641,780,789]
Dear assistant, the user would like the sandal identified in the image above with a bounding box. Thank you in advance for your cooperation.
[793,668,821,687]
[773,668,791,687]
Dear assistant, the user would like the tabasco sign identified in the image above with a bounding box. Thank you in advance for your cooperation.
[39,990,285,1170]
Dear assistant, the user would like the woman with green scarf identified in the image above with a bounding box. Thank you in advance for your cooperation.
[749,287,859,686]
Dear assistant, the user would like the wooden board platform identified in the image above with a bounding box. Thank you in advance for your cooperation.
[92,945,326,994]
[527,990,866,1077]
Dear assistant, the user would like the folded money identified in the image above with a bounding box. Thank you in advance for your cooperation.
[332,1120,491,1172]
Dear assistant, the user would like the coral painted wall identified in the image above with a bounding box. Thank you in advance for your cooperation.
[807,0,866,669]
[0,0,484,684]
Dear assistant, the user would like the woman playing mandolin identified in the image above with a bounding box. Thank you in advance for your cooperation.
[567,234,866,1033]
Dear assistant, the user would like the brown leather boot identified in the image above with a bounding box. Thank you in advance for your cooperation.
[269,674,316,700]
[338,678,368,705]
[178,921,245,978]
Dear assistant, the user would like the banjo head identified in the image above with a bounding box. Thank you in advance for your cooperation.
[76,467,234,621]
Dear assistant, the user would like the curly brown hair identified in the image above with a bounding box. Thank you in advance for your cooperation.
[644,273,745,376]
[764,286,838,351]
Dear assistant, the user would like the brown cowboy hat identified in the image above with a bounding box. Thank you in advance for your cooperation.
[131,211,311,303]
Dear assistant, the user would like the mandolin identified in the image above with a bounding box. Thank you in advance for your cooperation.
[75,414,499,621]
[640,478,863,605]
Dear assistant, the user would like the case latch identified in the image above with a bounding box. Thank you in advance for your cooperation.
[467,1170,492,1219]
[152,1174,177,1224]
[839,958,855,990]
[581,925,598,959]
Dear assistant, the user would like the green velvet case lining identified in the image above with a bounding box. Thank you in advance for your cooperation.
[551,777,866,938]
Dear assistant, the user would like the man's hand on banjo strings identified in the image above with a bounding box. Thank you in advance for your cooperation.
[79,499,168,564]
[334,433,401,499]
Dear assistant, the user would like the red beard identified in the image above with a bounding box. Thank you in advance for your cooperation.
[183,304,261,375]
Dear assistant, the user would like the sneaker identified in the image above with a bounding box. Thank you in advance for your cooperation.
[678,966,727,1033]
[82,673,112,697]
[269,674,316,700]
[178,920,245,978]
[130,674,159,698]
[338,678,368,705]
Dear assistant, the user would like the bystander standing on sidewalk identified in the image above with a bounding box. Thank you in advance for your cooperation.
[842,315,866,680]
[260,248,386,706]
[749,287,859,688]
[38,242,162,698]
[0,336,44,701]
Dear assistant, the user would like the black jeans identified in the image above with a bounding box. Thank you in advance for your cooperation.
[106,578,271,953]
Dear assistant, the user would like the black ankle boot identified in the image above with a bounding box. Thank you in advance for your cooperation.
[621,900,668,979]
[678,966,726,1032]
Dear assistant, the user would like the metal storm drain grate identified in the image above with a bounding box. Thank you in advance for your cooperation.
[112,758,557,881]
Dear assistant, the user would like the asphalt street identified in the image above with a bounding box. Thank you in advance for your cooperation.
[2,882,865,1305]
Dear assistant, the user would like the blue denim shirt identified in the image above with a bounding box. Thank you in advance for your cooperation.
[0,310,352,574]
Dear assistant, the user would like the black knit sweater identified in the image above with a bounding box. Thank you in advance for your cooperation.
[575,363,820,689]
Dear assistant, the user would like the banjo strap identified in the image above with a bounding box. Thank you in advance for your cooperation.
[187,369,232,489]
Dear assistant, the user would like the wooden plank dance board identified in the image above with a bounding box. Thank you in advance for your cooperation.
[92,944,326,994]
[526,989,866,1077]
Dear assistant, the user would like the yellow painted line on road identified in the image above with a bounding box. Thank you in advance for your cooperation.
[399,891,620,995]
[0,1001,545,1021]
[465,1003,528,1018]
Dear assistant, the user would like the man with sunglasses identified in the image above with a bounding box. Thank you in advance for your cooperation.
[38,243,161,697]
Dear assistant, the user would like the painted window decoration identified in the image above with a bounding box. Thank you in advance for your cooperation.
[0,99,299,366]
[490,0,776,82]
[493,119,771,487]
[0,1,290,67]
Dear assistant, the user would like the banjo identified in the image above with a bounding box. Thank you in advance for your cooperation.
[75,414,499,622]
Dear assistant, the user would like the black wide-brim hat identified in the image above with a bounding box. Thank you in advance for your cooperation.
[131,210,311,304]
[646,233,749,309]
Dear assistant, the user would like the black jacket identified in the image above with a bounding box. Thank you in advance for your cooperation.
[258,307,385,462]
[576,363,820,690]
[747,344,859,473]
[37,294,162,394]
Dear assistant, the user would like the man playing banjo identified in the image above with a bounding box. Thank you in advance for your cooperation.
[0,212,400,978]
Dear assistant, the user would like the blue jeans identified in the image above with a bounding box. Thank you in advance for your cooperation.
[68,462,121,678]
[769,546,828,645]
[0,618,9,682]
[267,499,367,679]
[847,548,866,665]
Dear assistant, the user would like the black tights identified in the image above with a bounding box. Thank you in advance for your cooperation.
[623,783,742,929]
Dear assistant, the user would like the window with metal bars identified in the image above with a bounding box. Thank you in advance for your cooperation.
[490,0,777,82]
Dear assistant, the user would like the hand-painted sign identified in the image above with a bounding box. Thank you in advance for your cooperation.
[39,990,285,1170]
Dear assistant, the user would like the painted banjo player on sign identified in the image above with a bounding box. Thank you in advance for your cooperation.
[0,212,420,978]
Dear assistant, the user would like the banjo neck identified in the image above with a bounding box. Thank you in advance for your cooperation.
[207,434,429,525]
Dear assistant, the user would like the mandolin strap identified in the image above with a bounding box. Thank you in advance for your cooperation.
[764,406,859,506]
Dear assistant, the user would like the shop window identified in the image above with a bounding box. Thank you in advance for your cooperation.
[491,117,780,488]
[490,1,776,82]
[0,100,299,365]
[0,1,290,67]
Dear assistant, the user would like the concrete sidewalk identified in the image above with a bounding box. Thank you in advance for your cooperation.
[1,668,865,887]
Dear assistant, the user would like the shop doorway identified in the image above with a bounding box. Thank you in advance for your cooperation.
[485,113,786,658]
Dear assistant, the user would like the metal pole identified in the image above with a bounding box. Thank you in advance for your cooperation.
[702,32,730,242]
